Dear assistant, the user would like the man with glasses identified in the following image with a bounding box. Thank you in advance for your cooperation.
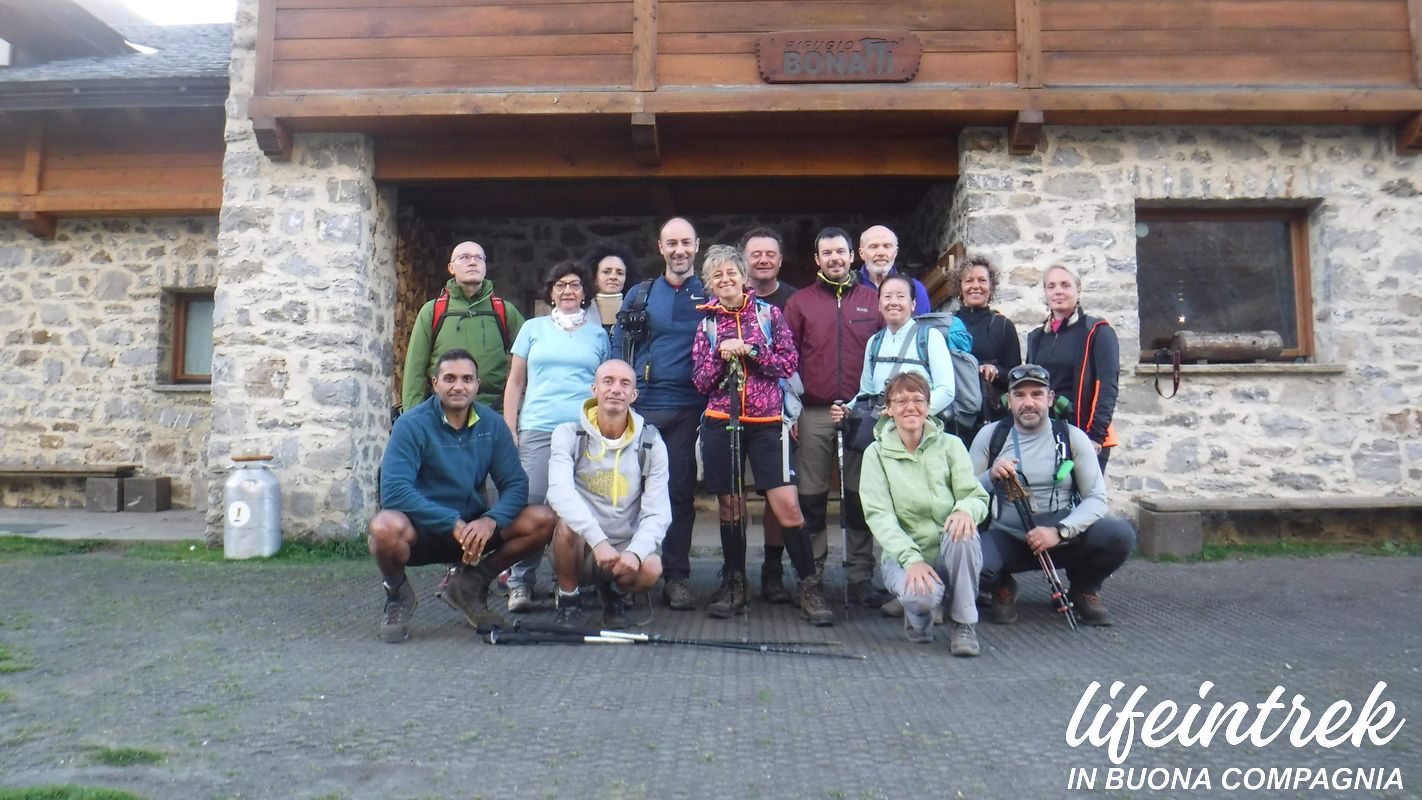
[402,241,527,411]
[968,364,1136,627]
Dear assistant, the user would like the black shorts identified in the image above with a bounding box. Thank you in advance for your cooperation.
[407,523,503,567]
[700,417,796,495]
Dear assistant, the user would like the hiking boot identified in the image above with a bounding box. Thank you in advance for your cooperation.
[440,563,502,628]
[950,623,980,657]
[880,597,904,617]
[903,611,933,644]
[798,576,835,627]
[976,589,992,607]
[507,585,533,614]
[849,581,890,608]
[932,605,944,625]
[760,563,791,605]
[555,592,584,628]
[598,581,629,629]
[706,571,748,619]
[380,575,417,643]
[662,578,696,610]
[989,574,1018,625]
[1068,589,1114,627]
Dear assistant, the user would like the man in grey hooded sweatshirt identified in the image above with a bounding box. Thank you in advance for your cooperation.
[547,359,671,627]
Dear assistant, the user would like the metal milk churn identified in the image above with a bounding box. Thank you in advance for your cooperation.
[224,454,282,559]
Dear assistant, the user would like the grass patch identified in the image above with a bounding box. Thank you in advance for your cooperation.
[0,538,106,561]
[89,747,164,767]
[0,788,146,800]
[0,535,368,564]
[1196,540,1422,561]
[0,644,32,674]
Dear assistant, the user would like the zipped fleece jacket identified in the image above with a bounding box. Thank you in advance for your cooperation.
[401,278,527,410]
[691,292,798,423]
[545,399,671,562]
[783,275,883,405]
[859,415,990,568]
[610,275,708,410]
[1025,306,1120,447]
[379,395,529,536]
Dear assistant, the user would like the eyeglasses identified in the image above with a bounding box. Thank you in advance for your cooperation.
[452,253,486,263]
[552,280,583,291]
[888,396,928,409]
[1007,364,1051,384]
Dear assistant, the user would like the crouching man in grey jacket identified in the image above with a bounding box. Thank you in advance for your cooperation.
[547,359,671,627]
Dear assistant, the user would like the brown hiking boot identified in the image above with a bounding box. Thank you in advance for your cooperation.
[989,574,1018,625]
[799,576,835,627]
[662,578,696,610]
[440,563,502,628]
[380,574,417,643]
[707,571,748,618]
[1068,589,1114,626]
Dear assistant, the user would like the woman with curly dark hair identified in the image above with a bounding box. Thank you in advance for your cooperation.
[580,240,642,336]
[954,256,1021,435]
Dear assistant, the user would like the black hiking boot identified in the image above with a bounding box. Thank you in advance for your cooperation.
[706,571,748,619]
[598,581,630,628]
[760,562,791,604]
[380,575,417,643]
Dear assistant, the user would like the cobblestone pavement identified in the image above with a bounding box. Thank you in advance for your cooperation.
[0,551,1418,800]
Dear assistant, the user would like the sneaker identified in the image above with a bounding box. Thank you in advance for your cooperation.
[706,571,747,619]
[662,578,696,610]
[1068,589,1114,626]
[380,575,417,643]
[598,581,629,629]
[988,574,1018,625]
[507,585,533,614]
[950,623,980,657]
[555,592,584,628]
[849,581,890,608]
[440,563,502,628]
[760,563,791,604]
[798,576,835,627]
[880,597,904,617]
[903,612,933,644]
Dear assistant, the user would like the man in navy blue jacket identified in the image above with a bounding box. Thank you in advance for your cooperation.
[369,348,555,643]
[610,217,707,610]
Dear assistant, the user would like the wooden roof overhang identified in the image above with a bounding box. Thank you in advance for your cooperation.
[248,0,1422,186]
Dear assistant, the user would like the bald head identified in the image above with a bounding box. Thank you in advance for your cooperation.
[593,358,638,418]
[859,225,899,282]
[657,218,699,284]
[448,240,488,294]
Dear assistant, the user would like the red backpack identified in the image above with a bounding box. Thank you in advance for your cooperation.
[430,288,510,349]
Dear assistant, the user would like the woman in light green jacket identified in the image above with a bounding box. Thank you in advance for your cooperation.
[860,372,990,656]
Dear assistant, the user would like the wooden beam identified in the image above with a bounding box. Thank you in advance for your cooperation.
[26,192,222,215]
[1398,112,1422,154]
[255,0,277,97]
[1009,109,1044,155]
[630,112,660,167]
[19,212,56,240]
[1015,0,1041,89]
[252,117,293,161]
[633,0,658,92]
[1409,0,1422,86]
[20,122,44,195]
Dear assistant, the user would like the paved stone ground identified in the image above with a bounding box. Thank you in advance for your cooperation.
[0,551,1418,800]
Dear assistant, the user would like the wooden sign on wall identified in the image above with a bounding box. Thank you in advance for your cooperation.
[757,31,921,83]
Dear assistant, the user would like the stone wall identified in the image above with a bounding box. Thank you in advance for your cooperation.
[0,217,217,509]
[948,126,1422,502]
[210,0,397,541]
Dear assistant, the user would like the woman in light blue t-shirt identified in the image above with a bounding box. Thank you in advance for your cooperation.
[501,261,610,612]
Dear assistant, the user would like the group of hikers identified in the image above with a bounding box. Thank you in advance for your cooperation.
[370,218,1137,657]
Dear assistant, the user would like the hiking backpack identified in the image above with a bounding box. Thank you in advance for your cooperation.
[866,314,982,431]
[699,299,803,424]
[574,423,660,479]
[431,288,511,350]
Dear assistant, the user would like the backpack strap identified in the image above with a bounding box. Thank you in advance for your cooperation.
[574,423,658,480]
[430,288,451,340]
[430,288,510,350]
[701,315,718,350]
[490,296,510,350]
[630,278,655,312]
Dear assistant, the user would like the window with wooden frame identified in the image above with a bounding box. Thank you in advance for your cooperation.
[1134,207,1313,361]
[172,291,215,383]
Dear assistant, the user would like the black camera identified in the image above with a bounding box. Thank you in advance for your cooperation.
[616,307,650,344]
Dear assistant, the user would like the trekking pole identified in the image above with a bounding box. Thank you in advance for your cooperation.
[722,358,748,570]
[999,472,1078,631]
[833,400,850,609]
[513,621,843,648]
[494,623,866,660]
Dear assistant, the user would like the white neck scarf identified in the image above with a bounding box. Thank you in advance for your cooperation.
[550,307,587,331]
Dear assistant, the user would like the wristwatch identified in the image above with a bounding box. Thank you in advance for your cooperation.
[747,345,760,360]
[1055,524,1072,540]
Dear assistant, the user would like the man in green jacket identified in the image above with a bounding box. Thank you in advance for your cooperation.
[401,241,527,410]
[859,372,991,656]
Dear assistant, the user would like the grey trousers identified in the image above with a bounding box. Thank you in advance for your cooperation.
[508,429,553,590]
[881,535,983,631]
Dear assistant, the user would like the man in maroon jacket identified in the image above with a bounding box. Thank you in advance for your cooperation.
[784,227,887,612]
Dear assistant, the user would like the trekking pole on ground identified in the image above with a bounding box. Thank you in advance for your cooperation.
[999,472,1078,631]
[833,400,850,609]
[723,358,748,568]
[513,620,843,648]
[495,622,866,659]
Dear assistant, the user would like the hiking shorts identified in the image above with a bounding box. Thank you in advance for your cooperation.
[700,417,796,495]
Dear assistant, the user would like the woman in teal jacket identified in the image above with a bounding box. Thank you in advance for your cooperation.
[859,371,990,656]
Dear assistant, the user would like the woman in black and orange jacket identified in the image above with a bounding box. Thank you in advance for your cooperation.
[1025,264,1120,472]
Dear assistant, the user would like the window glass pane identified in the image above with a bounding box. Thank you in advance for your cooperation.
[1136,217,1297,351]
[182,298,214,376]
